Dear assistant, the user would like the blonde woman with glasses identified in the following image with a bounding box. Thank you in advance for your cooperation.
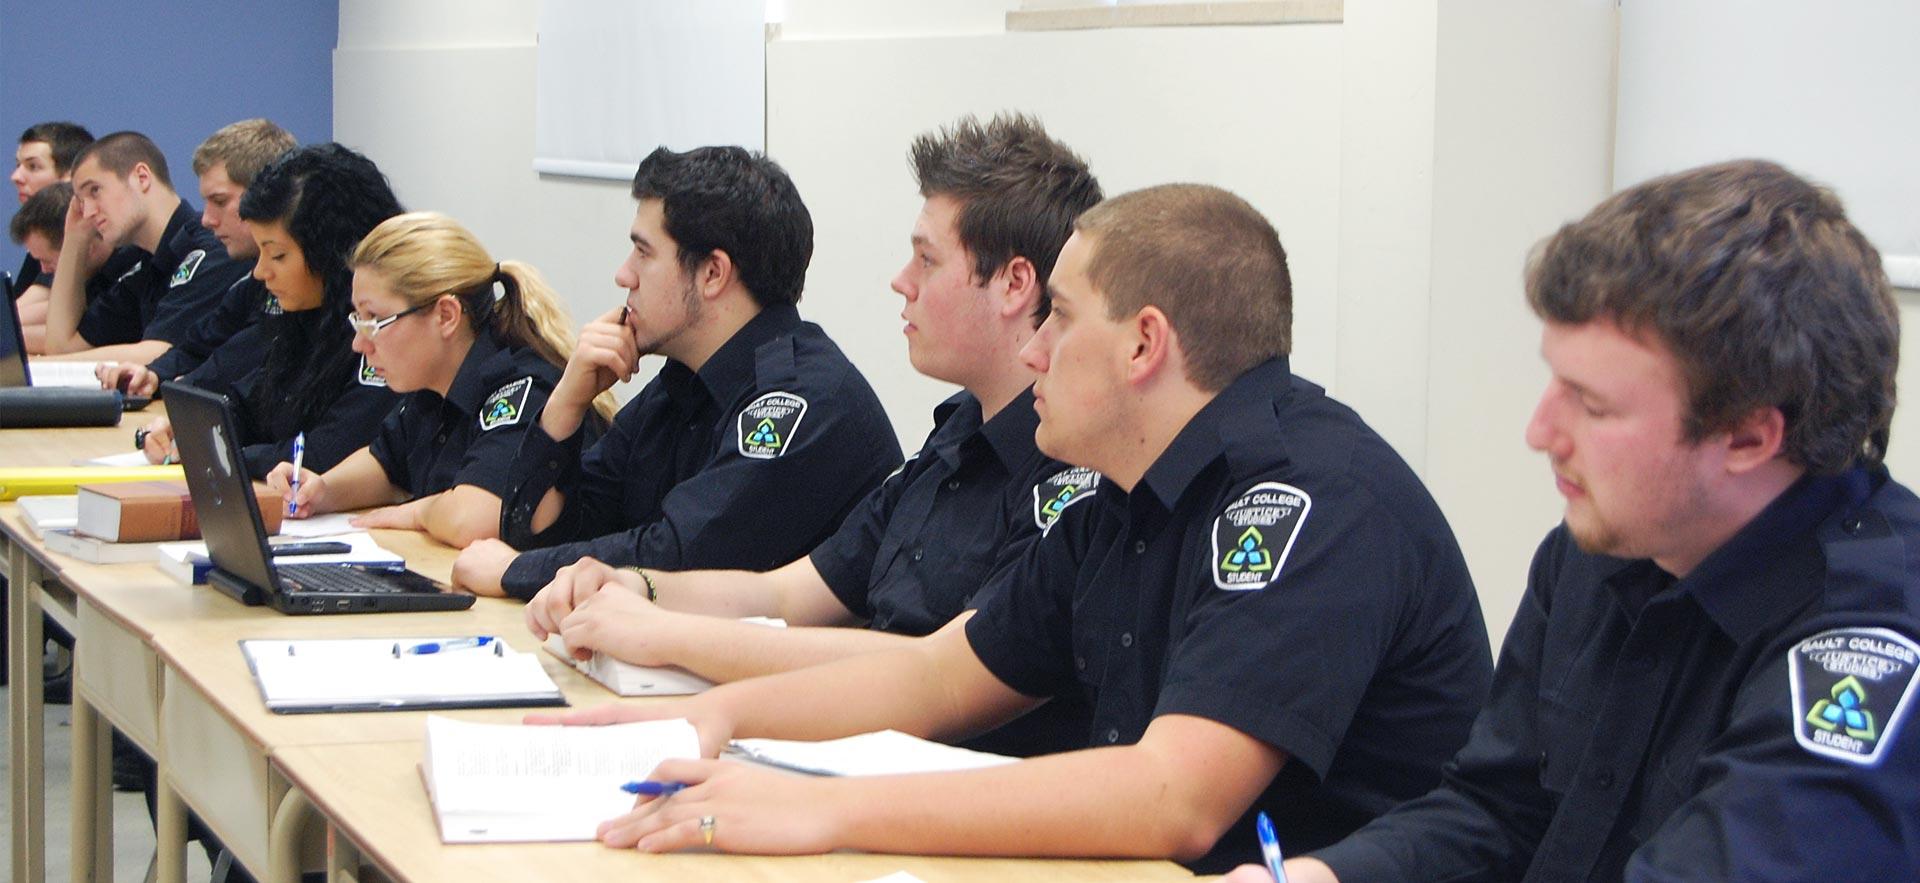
[266,211,612,548]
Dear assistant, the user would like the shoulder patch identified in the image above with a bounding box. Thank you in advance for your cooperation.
[479,378,533,431]
[357,355,388,387]
[1790,627,1918,766]
[1033,466,1101,533]
[1211,481,1311,591]
[737,391,808,459]
[169,249,206,288]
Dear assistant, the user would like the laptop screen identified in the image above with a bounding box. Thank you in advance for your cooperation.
[166,382,284,594]
[0,271,28,388]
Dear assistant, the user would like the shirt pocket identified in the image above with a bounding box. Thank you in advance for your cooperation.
[1537,690,1599,796]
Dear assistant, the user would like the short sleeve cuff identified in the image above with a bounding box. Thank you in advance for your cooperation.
[964,612,1059,700]
[1155,677,1338,779]
[808,543,875,620]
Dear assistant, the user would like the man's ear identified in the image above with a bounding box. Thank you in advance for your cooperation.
[996,256,1041,321]
[129,162,153,194]
[1722,405,1788,474]
[1126,305,1181,386]
[697,249,736,299]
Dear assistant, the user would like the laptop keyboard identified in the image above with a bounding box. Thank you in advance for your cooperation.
[279,565,409,594]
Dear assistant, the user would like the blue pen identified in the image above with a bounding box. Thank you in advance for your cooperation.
[394,636,497,657]
[620,781,686,797]
[287,431,306,515]
[1256,812,1288,883]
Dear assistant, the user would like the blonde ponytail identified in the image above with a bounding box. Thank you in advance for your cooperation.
[352,212,617,424]
[494,261,617,423]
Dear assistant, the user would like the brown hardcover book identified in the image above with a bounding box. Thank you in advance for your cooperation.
[75,480,284,543]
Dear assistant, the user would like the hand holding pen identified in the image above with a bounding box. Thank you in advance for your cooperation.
[286,432,306,516]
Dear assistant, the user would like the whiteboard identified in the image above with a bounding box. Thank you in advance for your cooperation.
[1615,0,1920,288]
[535,0,766,181]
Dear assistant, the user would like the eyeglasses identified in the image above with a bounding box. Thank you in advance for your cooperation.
[346,300,434,340]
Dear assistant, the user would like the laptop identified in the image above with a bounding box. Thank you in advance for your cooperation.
[166,381,475,614]
[0,270,149,406]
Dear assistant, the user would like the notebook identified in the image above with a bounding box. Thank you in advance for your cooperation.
[166,381,474,615]
[239,637,564,713]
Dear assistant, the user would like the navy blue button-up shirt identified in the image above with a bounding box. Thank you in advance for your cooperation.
[1315,466,1920,881]
[966,358,1492,873]
[498,304,902,599]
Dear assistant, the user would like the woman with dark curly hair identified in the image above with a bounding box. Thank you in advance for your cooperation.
[135,143,405,477]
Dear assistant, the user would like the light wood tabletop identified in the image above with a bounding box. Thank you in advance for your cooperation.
[274,740,1196,883]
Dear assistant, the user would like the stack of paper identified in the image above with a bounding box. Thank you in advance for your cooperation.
[422,715,700,843]
[239,637,564,713]
[728,730,1017,777]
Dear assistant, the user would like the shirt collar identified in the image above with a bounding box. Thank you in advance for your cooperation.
[978,386,1041,467]
[443,334,506,413]
[1681,467,1875,642]
[1136,358,1293,511]
[662,303,803,408]
[150,201,199,271]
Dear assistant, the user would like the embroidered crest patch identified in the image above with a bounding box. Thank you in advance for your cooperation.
[1210,481,1311,591]
[737,391,808,459]
[1033,466,1101,533]
[357,355,387,387]
[169,250,206,288]
[1789,627,1918,766]
[479,378,532,431]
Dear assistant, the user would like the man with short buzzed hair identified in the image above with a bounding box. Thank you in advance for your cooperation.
[39,130,248,363]
[107,119,296,393]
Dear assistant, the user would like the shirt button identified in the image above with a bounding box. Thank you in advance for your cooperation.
[910,548,925,562]
[945,478,961,491]
[1075,656,1087,672]
[546,459,559,470]
[1843,516,1864,534]
[1119,632,1133,648]
[1105,729,1120,744]
[1594,771,1615,789]
[1132,540,1147,554]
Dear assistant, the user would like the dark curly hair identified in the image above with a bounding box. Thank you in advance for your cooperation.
[238,143,404,427]
[1526,159,1898,474]
[631,146,812,307]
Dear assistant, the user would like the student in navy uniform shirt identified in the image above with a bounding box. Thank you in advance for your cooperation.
[119,119,296,391]
[267,211,612,548]
[9,121,92,312]
[451,146,900,599]
[1227,161,1920,883]
[39,131,248,364]
[524,114,1103,756]
[534,184,1492,873]
[141,143,403,477]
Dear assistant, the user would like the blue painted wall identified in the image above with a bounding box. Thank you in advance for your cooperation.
[0,1,337,270]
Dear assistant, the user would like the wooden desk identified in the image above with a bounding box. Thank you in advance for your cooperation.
[273,741,1193,883]
[1,409,157,883]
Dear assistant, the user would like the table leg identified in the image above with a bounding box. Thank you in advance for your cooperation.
[155,773,187,883]
[327,825,363,883]
[8,539,46,883]
[70,684,114,881]
[270,788,318,883]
